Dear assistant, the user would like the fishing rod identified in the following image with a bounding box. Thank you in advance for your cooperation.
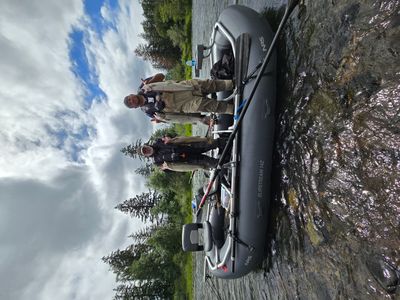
[195,0,300,217]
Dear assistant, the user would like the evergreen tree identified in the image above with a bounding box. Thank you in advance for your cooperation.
[134,43,179,70]
[115,190,162,223]
[135,0,182,69]
[102,243,150,281]
[114,280,172,300]
[135,163,154,178]
[148,168,188,195]
[130,250,179,283]
[128,225,157,244]
[148,223,182,255]
[149,191,177,221]
[149,127,177,142]
[121,139,143,160]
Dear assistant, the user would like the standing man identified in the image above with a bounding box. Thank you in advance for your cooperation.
[123,73,234,116]
[137,136,226,172]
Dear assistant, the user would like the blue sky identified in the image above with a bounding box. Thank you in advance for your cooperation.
[0,1,156,299]
[69,0,119,107]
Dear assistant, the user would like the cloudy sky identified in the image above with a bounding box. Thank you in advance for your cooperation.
[0,0,157,299]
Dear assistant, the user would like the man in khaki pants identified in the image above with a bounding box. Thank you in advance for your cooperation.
[123,73,234,117]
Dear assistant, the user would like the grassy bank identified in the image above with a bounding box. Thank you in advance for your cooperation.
[182,12,193,80]
[172,123,194,300]
[173,186,193,300]
[157,8,194,296]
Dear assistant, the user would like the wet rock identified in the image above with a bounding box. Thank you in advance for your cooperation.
[366,255,399,294]
[287,187,299,211]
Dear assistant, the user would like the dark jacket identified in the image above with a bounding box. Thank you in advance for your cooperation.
[150,139,217,165]
[139,91,165,118]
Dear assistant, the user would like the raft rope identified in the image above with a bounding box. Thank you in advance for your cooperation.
[228,230,255,252]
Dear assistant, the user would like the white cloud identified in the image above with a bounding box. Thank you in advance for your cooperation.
[0,0,156,299]
[0,0,86,180]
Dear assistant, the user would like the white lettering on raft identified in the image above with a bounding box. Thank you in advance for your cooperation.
[259,36,267,52]
[244,255,253,266]
[257,160,265,198]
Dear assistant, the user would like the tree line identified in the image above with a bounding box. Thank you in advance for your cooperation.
[136,0,192,77]
[103,126,193,299]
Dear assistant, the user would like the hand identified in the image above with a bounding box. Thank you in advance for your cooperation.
[152,73,165,83]
[142,84,152,93]
[162,136,171,144]
[154,112,167,122]
[161,162,169,170]
[152,117,166,124]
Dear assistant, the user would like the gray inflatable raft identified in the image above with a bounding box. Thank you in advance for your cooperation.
[183,5,276,279]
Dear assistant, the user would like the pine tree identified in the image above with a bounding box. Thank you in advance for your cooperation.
[121,139,143,160]
[134,163,154,178]
[115,190,162,223]
[102,244,149,281]
[149,127,177,143]
[128,225,157,244]
[113,280,172,300]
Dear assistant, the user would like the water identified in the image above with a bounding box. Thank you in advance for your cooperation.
[192,0,400,299]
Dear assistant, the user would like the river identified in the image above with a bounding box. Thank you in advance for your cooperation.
[191,0,400,299]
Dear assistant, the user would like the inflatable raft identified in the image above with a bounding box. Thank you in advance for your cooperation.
[182,5,277,279]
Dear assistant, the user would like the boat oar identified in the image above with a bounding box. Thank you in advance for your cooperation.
[195,0,300,217]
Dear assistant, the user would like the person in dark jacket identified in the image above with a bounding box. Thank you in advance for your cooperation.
[138,136,225,172]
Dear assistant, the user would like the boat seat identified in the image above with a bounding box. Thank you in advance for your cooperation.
[182,221,213,252]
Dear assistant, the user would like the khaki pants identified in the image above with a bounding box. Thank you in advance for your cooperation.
[163,79,234,114]
[155,112,209,125]
[162,156,219,172]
